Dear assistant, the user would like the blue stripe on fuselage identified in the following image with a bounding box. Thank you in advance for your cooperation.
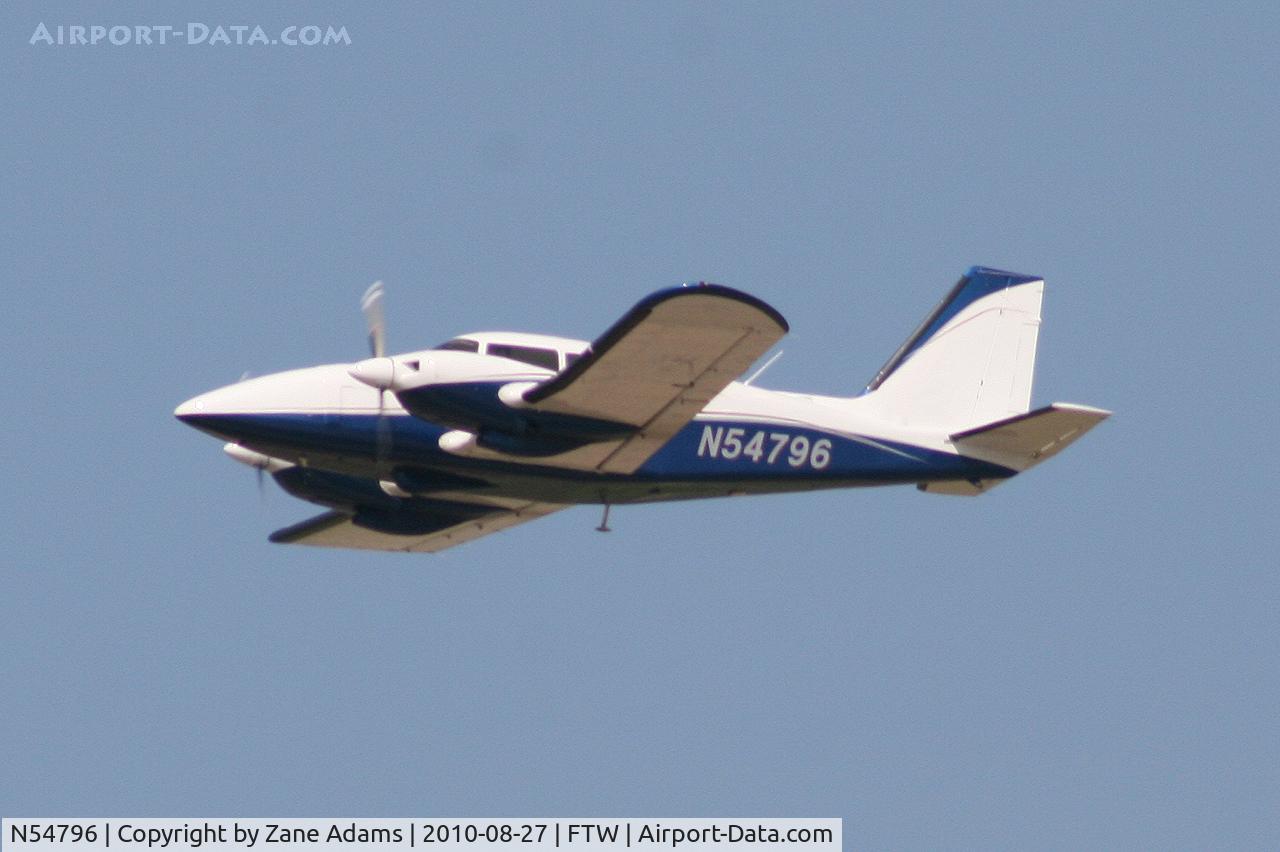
[638,419,1013,483]
[182,410,1013,487]
[177,411,450,460]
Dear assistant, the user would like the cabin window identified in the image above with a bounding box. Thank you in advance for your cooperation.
[434,338,480,353]
[486,343,560,371]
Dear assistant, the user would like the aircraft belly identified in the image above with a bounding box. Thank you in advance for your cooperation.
[379,469,881,506]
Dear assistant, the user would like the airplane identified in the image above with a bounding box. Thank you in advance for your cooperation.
[174,266,1110,553]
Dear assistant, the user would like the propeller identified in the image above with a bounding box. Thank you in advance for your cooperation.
[358,281,393,474]
[223,443,278,501]
[361,281,386,359]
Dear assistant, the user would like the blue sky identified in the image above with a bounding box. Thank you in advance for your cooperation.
[3,2,1277,848]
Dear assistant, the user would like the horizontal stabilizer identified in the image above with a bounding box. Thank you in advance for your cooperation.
[950,403,1111,471]
[918,403,1109,496]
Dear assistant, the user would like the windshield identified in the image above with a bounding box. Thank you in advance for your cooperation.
[434,338,480,353]
[486,343,559,371]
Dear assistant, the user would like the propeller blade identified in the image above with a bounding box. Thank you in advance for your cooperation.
[376,388,391,474]
[360,282,392,473]
[361,281,387,358]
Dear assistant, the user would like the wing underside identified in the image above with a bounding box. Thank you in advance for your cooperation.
[520,284,788,473]
[269,500,564,553]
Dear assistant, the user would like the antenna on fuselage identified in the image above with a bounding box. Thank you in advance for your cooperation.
[744,349,784,386]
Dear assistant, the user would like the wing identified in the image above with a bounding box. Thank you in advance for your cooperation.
[269,499,564,553]
[521,283,788,473]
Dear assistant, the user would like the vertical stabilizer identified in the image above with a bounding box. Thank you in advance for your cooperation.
[865,267,1044,431]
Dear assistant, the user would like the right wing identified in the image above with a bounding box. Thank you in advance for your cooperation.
[269,499,564,553]
[520,283,788,473]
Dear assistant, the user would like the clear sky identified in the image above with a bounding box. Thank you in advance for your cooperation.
[3,2,1277,848]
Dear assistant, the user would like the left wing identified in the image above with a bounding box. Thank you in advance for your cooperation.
[269,499,564,553]
[519,283,788,473]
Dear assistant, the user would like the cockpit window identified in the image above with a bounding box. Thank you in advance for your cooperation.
[434,338,480,353]
[487,343,560,371]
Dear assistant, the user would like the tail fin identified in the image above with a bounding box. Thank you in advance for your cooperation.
[864,266,1044,431]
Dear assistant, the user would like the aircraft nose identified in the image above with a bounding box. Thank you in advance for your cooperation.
[173,380,251,431]
[174,394,208,422]
[175,375,269,424]
[174,390,234,437]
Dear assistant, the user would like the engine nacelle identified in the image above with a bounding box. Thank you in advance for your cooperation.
[497,381,539,408]
[401,378,635,448]
[379,480,413,499]
[438,428,590,459]
[223,443,293,473]
[348,357,397,390]
[272,466,393,511]
[438,429,480,457]
[392,467,491,495]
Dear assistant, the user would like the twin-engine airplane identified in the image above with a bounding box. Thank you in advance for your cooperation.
[175,267,1109,553]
